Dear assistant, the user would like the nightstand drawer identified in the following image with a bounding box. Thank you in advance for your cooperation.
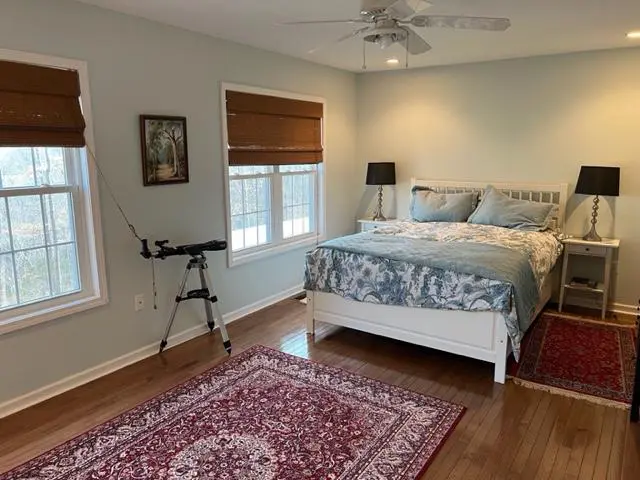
[566,243,607,257]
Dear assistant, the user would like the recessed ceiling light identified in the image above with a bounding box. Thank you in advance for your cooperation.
[386,58,399,65]
[627,31,640,39]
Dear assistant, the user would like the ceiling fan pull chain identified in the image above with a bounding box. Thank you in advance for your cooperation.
[405,35,410,68]
[362,40,367,70]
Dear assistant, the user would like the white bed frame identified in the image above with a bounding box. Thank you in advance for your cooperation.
[306,179,569,384]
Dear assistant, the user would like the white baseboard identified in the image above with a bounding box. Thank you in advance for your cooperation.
[563,297,637,316]
[0,284,304,419]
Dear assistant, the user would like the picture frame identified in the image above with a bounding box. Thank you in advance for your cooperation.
[140,115,189,186]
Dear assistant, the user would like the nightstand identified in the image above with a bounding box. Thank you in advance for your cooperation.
[357,219,399,232]
[558,237,620,320]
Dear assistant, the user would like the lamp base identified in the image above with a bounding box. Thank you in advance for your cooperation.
[372,185,387,222]
[582,195,602,242]
[582,225,602,242]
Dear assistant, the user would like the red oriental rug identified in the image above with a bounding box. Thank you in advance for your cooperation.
[510,313,637,408]
[1,345,465,480]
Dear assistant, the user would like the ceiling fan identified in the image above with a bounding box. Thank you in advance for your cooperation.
[281,0,511,56]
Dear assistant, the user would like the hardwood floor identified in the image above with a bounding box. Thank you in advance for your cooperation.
[1,299,638,479]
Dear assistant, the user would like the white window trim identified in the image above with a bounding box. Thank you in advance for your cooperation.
[220,83,327,267]
[0,49,108,336]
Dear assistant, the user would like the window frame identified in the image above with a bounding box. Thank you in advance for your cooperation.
[0,49,108,335]
[221,83,326,267]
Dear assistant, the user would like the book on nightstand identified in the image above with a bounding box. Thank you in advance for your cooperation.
[569,277,598,289]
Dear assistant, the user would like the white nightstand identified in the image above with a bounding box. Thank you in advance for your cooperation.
[357,219,399,232]
[558,237,620,320]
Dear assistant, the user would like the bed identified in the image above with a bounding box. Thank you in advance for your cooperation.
[304,179,569,384]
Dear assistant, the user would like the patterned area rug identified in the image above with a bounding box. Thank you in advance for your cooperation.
[510,312,637,407]
[1,345,465,480]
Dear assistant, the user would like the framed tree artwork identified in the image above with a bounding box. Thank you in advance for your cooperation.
[140,115,189,186]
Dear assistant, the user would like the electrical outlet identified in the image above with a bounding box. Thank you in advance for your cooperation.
[134,294,145,312]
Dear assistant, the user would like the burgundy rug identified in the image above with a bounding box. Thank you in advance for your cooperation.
[510,313,637,406]
[2,345,464,480]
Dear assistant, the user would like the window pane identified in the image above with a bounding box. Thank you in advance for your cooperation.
[0,199,10,253]
[43,193,76,245]
[279,164,316,173]
[257,177,270,212]
[0,148,35,188]
[34,147,67,186]
[283,175,293,208]
[243,213,258,248]
[229,180,243,216]
[0,253,17,309]
[231,215,244,251]
[230,175,272,253]
[229,166,273,176]
[283,206,293,239]
[243,178,258,214]
[15,248,50,303]
[8,195,46,250]
[48,243,80,295]
[258,211,270,245]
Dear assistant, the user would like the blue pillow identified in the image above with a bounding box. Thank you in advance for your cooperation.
[410,187,479,223]
[467,185,555,231]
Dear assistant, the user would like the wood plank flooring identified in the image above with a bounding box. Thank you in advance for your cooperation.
[0,299,638,479]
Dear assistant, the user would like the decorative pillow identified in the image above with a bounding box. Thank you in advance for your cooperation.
[467,185,556,231]
[410,187,479,223]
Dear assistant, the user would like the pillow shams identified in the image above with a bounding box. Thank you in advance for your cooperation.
[410,187,479,223]
[467,185,556,231]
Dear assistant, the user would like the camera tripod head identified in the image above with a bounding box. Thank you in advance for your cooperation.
[140,238,227,260]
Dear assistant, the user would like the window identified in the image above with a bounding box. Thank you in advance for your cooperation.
[223,86,324,265]
[0,52,106,334]
[229,164,318,254]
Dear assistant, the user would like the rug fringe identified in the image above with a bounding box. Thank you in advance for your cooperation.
[509,377,630,410]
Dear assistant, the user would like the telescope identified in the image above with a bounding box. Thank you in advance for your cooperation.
[138,237,231,355]
[140,238,227,260]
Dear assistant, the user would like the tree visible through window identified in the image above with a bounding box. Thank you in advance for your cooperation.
[229,164,318,254]
[0,147,81,311]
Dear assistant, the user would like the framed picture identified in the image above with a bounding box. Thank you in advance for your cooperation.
[140,115,189,186]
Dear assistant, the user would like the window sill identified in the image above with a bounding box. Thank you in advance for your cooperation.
[230,234,325,268]
[0,293,108,337]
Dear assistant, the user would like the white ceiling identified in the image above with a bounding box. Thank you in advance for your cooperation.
[76,0,640,72]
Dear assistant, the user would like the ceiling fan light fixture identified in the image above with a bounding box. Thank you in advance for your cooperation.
[377,35,395,49]
[386,58,400,65]
[627,31,640,39]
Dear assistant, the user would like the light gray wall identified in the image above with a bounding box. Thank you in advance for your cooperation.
[357,48,640,307]
[0,0,358,404]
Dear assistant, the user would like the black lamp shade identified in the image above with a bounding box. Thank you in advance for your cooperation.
[366,162,396,186]
[575,166,620,197]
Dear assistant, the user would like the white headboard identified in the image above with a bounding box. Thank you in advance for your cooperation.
[411,179,569,231]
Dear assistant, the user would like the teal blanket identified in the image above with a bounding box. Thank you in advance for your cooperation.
[318,232,539,332]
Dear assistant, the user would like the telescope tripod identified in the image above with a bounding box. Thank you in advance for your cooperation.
[159,255,231,355]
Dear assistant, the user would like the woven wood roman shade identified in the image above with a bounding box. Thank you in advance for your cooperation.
[0,60,86,147]
[226,91,323,166]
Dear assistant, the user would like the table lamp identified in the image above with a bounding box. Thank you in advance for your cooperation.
[575,166,620,242]
[366,162,396,221]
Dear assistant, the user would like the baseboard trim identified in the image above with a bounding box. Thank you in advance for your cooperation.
[0,284,304,419]
[564,298,637,316]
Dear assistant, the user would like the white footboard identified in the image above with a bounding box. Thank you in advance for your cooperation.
[306,291,510,384]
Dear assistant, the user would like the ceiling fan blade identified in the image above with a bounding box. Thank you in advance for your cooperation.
[279,19,365,26]
[400,27,432,54]
[413,15,511,31]
[385,0,432,19]
[308,27,371,54]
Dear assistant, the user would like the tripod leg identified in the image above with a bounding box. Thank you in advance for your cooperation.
[201,267,232,355]
[159,265,190,353]
[199,267,216,332]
